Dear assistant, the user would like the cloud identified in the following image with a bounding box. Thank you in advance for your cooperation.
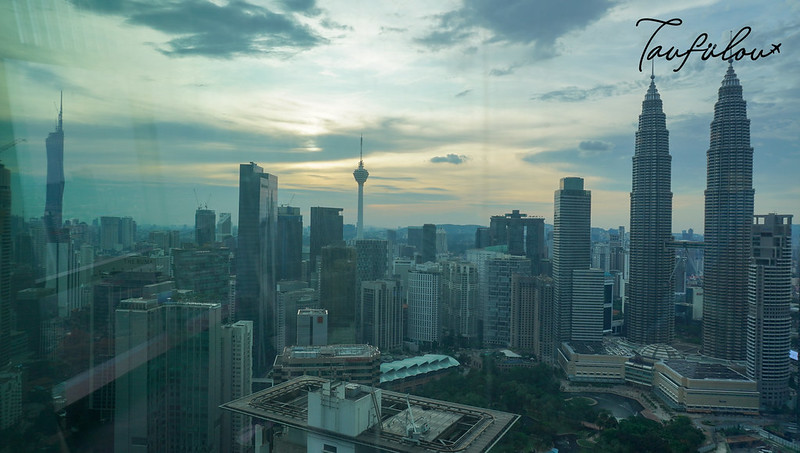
[531,81,637,102]
[416,0,612,55]
[579,140,613,151]
[489,65,517,77]
[430,154,467,164]
[69,0,327,58]
[455,89,472,98]
[280,0,319,15]
[379,26,408,34]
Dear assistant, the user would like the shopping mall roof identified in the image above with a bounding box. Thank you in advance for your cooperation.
[380,354,460,384]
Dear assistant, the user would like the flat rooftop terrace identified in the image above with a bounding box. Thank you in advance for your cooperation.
[222,376,519,452]
[282,344,379,360]
[663,360,750,381]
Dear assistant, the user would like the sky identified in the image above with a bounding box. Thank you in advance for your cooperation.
[0,0,798,231]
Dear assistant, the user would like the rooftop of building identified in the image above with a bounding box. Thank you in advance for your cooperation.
[380,354,459,384]
[662,360,751,381]
[280,344,380,360]
[222,375,519,453]
[566,339,637,357]
[296,308,327,316]
[638,344,684,361]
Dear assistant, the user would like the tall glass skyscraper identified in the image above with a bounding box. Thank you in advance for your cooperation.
[702,62,754,360]
[236,162,277,374]
[747,214,792,408]
[552,177,591,347]
[44,94,64,244]
[627,73,674,344]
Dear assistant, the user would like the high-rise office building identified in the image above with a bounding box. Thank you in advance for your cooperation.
[702,62,755,360]
[353,136,369,239]
[236,162,278,374]
[488,210,546,274]
[359,280,402,351]
[746,214,792,408]
[436,228,448,255]
[319,244,356,344]
[44,94,64,244]
[221,320,253,453]
[484,255,530,348]
[277,206,303,281]
[441,261,479,342]
[100,216,136,252]
[195,208,216,247]
[216,212,232,242]
[114,298,223,452]
[570,269,605,342]
[355,239,387,284]
[421,224,437,263]
[552,177,591,347]
[627,72,674,344]
[296,308,328,346]
[407,263,441,346]
[310,207,343,271]
[0,165,11,365]
[510,274,536,351]
[172,248,231,315]
[535,276,555,363]
[276,281,316,350]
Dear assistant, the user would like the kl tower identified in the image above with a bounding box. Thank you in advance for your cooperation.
[353,135,369,239]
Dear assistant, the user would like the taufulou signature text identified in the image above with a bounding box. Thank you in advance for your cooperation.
[636,18,781,72]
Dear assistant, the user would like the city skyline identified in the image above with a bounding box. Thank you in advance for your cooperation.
[1,1,798,231]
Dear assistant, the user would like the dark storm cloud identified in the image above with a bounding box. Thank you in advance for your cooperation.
[416,0,612,55]
[430,154,467,164]
[69,0,326,58]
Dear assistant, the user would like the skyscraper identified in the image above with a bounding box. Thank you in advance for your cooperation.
[309,207,343,271]
[702,62,755,360]
[627,72,674,344]
[221,320,253,453]
[114,299,223,452]
[407,264,441,346]
[422,223,436,263]
[360,280,402,350]
[552,177,591,347]
[0,165,11,365]
[570,269,604,342]
[441,260,479,342]
[353,136,369,239]
[195,208,216,247]
[44,93,64,244]
[488,210,546,275]
[747,214,792,408]
[484,255,530,348]
[319,244,357,344]
[277,206,303,281]
[236,162,278,374]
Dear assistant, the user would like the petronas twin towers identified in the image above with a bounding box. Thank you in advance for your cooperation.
[627,72,674,344]
[628,62,753,357]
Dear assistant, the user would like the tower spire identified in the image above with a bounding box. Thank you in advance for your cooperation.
[360,134,363,164]
[57,90,63,132]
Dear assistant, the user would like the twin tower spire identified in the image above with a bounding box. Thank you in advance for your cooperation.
[627,62,753,359]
